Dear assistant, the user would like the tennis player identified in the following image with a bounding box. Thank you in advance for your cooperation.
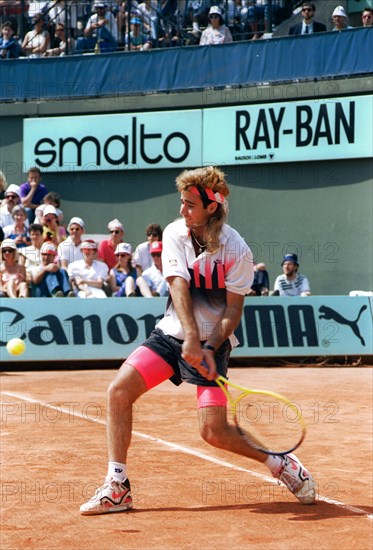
[81,166,315,515]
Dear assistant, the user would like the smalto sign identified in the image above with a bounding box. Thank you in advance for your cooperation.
[23,110,202,172]
[23,95,372,172]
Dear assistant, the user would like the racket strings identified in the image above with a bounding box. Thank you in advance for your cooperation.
[230,391,305,456]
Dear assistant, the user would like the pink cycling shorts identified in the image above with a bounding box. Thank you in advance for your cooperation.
[126,345,227,408]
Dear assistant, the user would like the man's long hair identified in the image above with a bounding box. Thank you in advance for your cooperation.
[176,166,229,253]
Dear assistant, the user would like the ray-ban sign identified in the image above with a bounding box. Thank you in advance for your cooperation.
[23,95,372,172]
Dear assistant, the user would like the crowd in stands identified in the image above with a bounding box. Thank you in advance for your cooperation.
[0,167,312,299]
[0,1,371,59]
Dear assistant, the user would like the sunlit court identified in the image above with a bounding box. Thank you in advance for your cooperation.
[1,366,372,550]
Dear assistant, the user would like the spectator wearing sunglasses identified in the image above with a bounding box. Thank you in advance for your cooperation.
[289,2,326,35]
[0,184,21,227]
[98,218,125,270]
[109,242,152,297]
[0,239,29,298]
[361,7,373,27]
[199,6,233,46]
[132,222,162,274]
[142,241,169,297]
[30,241,75,298]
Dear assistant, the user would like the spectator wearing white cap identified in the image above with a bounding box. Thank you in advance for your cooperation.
[142,241,169,297]
[331,5,353,30]
[0,239,29,298]
[42,205,67,246]
[68,240,108,298]
[30,242,75,298]
[98,218,125,271]
[110,242,152,297]
[199,6,233,45]
[35,191,64,226]
[0,184,21,228]
[58,217,85,270]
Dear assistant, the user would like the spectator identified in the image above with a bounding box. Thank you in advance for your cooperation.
[0,20,21,58]
[137,0,158,40]
[199,5,233,45]
[35,191,63,226]
[0,170,7,201]
[132,222,162,273]
[30,241,74,297]
[44,22,75,56]
[75,1,118,54]
[21,12,50,57]
[2,205,31,248]
[273,253,311,296]
[142,240,169,296]
[0,184,21,227]
[331,5,353,31]
[19,167,48,224]
[68,239,108,298]
[18,222,44,282]
[98,218,125,270]
[0,239,29,298]
[124,16,152,49]
[42,204,67,245]
[57,216,85,269]
[110,242,152,297]
[361,7,373,27]
[247,262,269,296]
[117,1,141,43]
[289,2,326,35]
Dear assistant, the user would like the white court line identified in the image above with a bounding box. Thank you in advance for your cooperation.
[2,390,372,520]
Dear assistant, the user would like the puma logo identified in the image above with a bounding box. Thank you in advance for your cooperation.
[319,305,367,346]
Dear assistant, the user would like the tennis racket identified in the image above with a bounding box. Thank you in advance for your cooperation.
[215,374,306,456]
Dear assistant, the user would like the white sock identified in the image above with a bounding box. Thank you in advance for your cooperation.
[265,455,283,475]
[107,461,126,482]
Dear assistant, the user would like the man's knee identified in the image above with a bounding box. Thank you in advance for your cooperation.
[199,407,227,447]
[107,364,146,407]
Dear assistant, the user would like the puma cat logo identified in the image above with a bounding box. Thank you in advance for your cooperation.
[319,305,367,346]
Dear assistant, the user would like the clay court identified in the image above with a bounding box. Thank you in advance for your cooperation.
[1,366,372,550]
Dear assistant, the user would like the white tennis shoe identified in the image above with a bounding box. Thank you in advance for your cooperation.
[274,453,316,504]
[80,477,133,515]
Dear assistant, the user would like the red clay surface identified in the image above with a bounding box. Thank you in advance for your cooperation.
[1,367,372,550]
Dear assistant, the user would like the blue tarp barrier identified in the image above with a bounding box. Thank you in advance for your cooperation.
[0,28,372,103]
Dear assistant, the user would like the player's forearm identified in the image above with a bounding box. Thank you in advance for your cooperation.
[207,299,244,350]
[167,276,199,340]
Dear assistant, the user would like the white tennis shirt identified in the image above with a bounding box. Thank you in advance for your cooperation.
[157,218,253,346]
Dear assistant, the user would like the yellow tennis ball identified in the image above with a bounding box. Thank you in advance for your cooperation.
[6,338,26,356]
